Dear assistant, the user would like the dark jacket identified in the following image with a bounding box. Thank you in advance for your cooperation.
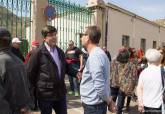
[11,47,25,62]
[26,43,67,101]
[0,48,31,114]
[105,51,111,62]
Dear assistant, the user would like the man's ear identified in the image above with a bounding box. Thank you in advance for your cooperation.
[43,38,46,42]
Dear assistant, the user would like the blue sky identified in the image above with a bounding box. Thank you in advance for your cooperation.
[71,0,165,21]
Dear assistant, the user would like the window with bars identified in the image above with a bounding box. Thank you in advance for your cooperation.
[122,35,130,47]
[140,38,146,52]
[153,41,157,49]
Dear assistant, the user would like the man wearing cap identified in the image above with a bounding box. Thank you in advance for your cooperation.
[11,37,25,62]
[0,28,32,114]
[27,25,68,114]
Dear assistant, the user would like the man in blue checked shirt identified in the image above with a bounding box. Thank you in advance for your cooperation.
[80,26,116,114]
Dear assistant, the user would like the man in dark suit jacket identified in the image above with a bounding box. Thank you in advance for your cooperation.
[27,25,67,114]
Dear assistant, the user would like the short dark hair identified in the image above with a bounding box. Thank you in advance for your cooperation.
[41,25,57,38]
[85,26,101,44]
[117,50,130,63]
[0,28,11,47]
[0,39,11,47]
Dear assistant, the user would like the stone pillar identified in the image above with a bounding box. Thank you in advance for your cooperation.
[87,0,106,47]
[31,0,48,43]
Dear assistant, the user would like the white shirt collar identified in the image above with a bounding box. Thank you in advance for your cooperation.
[44,42,56,52]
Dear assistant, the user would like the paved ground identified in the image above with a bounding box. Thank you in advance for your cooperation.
[33,94,138,114]
[33,77,139,114]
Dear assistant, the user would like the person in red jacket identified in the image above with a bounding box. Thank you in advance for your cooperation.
[24,41,39,64]
[137,48,144,60]
[24,41,40,111]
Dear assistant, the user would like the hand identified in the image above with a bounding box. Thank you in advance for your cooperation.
[79,65,84,72]
[20,108,31,114]
[76,71,82,81]
[138,104,144,113]
[107,97,117,113]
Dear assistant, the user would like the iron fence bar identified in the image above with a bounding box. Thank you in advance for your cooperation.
[66,1,71,43]
[15,0,18,37]
[81,5,83,47]
[80,5,82,39]
[11,0,14,35]
[59,1,62,48]
[52,0,55,35]
[83,9,85,36]
[73,3,75,44]
[75,4,79,46]
[68,1,71,43]
[1,0,4,27]
[24,0,27,40]
[24,0,28,53]
[57,1,59,46]
[65,0,67,50]
[62,0,65,50]
[56,0,58,28]
[70,2,73,43]
[20,0,23,38]
[6,0,8,28]
[29,0,32,48]
[78,4,81,46]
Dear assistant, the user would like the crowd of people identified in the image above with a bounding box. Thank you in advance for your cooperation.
[0,25,165,114]
[110,46,165,114]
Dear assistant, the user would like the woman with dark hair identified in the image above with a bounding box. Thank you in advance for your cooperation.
[110,48,129,103]
[115,48,138,114]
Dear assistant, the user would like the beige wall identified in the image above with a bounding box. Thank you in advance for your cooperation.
[107,8,134,57]
[134,19,160,50]
[107,7,165,57]
[160,27,165,45]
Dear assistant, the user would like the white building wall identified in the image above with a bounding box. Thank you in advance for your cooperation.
[134,19,159,50]
[160,27,165,45]
[107,8,134,57]
[107,5,165,57]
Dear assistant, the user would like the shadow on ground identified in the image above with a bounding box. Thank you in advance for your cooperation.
[122,103,138,114]
[67,94,82,109]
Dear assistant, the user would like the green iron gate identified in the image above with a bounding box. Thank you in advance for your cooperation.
[48,0,92,50]
[0,0,32,56]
